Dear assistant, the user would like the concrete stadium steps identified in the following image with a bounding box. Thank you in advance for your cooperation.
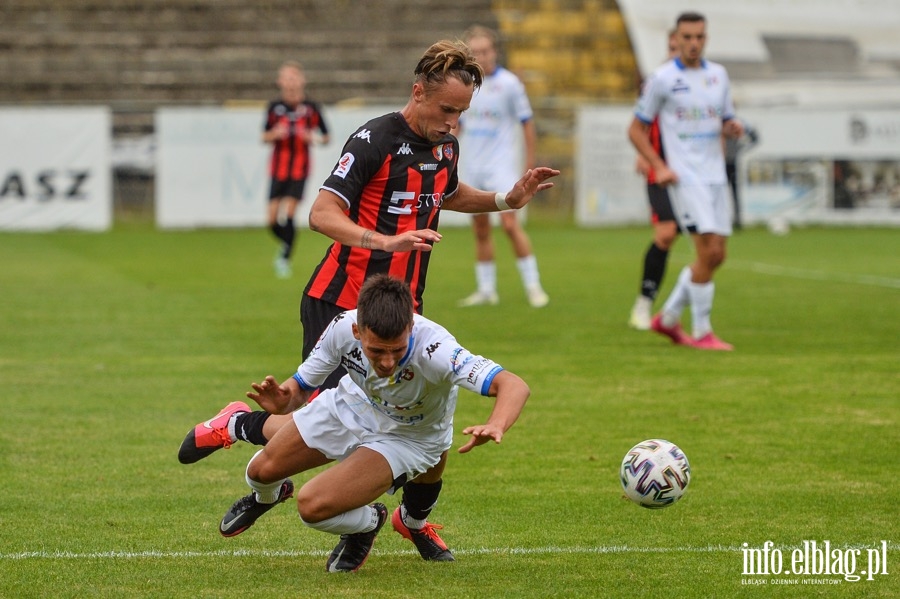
[0,0,642,210]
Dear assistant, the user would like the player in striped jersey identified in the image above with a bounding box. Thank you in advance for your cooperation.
[263,61,330,278]
[179,40,558,563]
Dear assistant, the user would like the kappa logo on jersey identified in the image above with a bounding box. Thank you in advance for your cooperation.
[388,190,416,215]
[353,128,372,143]
[341,347,366,377]
[397,143,413,155]
[333,152,355,179]
[426,342,441,359]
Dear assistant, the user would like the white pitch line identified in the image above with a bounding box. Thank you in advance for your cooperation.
[730,260,900,289]
[3,543,895,560]
[0,546,738,560]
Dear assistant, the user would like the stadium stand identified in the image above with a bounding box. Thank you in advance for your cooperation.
[5,1,895,220]
[0,1,638,218]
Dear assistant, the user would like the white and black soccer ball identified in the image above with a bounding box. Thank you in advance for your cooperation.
[620,439,691,509]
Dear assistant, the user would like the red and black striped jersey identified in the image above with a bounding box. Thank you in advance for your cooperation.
[304,112,460,314]
[264,99,329,181]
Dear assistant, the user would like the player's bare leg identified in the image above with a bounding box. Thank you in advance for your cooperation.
[459,214,499,306]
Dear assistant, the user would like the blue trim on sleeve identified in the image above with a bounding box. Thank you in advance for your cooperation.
[480,365,504,395]
[293,372,316,391]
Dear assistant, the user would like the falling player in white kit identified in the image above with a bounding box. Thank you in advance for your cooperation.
[214,274,529,572]
[628,11,744,350]
[456,25,550,308]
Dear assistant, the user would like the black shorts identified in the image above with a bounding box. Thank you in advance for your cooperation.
[300,293,346,359]
[300,293,347,392]
[647,183,677,224]
[269,179,307,201]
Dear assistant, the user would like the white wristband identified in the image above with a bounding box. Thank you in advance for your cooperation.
[495,192,511,211]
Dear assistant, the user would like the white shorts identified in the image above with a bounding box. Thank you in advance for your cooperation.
[292,388,451,494]
[462,166,520,194]
[668,183,732,236]
[463,166,524,215]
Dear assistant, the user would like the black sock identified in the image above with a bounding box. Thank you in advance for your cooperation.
[640,243,669,300]
[282,218,295,259]
[233,411,271,446]
[270,222,288,245]
[401,479,442,521]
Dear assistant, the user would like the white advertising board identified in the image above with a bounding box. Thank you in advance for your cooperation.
[0,107,112,231]
[155,104,475,229]
[156,107,270,228]
[575,105,650,226]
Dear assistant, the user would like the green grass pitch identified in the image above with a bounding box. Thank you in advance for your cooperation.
[0,221,897,598]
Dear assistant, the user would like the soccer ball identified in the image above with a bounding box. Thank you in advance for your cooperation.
[620,439,691,509]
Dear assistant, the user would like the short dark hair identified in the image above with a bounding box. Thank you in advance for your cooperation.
[463,24,499,48]
[356,274,414,339]
[414,39,484,92]
[676,12,706,26]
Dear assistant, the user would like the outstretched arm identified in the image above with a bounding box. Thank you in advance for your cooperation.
[443,166,559,213]
[459,370,530,454]
[246,375,313,415]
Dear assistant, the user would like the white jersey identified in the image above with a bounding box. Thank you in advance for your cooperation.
[635,58,734,185]
[294,311,503,440]
[458,66,532,189]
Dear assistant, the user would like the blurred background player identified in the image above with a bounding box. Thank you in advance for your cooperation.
[456,25,550,308]
[628,12,743,350]
[629,31,681,331]
[263,60,330,278]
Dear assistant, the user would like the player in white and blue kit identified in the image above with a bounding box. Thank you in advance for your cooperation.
[628,12,744,351]
[213,275,530,572]
[456,25,549,308]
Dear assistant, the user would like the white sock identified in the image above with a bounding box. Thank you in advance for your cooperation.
[245,450,288,504]
[688,280,715,338]
[400,504,426,530]
[661,266,692,327]
[300,504,379,535]
[227,414,239,443]
[475,261,496,295]
[516,255,542,290]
